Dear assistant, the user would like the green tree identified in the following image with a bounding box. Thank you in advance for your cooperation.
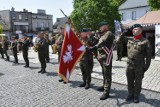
[0,24,3,34]
[70,0,126,32]
[148,0,160,10]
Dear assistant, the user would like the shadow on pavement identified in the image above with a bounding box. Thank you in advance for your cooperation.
[29,66,40,69]
[110,88,160,107]
[0,73,4,76]
[112,66,125,69]
[46,72,57,76]
[69,80,84,88]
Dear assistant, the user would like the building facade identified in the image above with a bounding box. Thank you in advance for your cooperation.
[0,8,53,38]
[32,9,53,33]
[119,0,150,24]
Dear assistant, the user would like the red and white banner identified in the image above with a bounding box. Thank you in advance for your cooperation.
[58,24,85,82]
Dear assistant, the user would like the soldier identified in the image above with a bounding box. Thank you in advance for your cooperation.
[37,32,47,74]
[44,33,50,63]
[89,21,115,100]
[120,24,152,103]
[56,27,64,82]
[116,33,124,61]
[21,34,30,67]
[78,28,94,89]
[0,37,4,59]
[3,36,10,61]
[11,36,18,64]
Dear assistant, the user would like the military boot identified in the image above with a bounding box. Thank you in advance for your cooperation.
[99,92,109,100]
[85,83,90,89]
[134,95,139,103]
[126,94,134,101]
[78,82,86,87]
[38,69,43,73]
[41,69,46,74]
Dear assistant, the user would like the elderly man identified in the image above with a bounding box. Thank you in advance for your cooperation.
[90,21,115,100]
[120,24,152,103]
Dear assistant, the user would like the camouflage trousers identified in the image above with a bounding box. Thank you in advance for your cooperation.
[126,62,144,96]
[79,60,93,84]
[100,59,112,94]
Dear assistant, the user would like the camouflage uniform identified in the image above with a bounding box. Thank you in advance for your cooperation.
[126,37,152,97]
[56,35,64,62]
[116,37,123,61]
[79,34,95,89]
[120,24,152,103]
[96,31,114,94]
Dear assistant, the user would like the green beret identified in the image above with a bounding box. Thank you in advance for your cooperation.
[80,28,91,32]
[99,21,108,26]
[132,24,142,29]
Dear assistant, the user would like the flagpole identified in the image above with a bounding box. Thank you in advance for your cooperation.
[60,9,81,36]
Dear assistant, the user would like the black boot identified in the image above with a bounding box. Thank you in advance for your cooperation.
[99,92,109,100]
[59,79,64,82]
[78,82,86,87]
[85,83,90,89]
[38,70,42,73]
[97,86,104,91]
[134,95,139,103]
[41,70,46,74]
[126,94,134,101]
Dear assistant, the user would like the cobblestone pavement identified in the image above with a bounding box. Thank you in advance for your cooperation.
[0,49,160,107]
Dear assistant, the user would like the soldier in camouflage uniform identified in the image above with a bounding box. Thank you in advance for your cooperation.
[120,24,152,103]
[78,28,95,89]
[116,33,124,61]
[90,21,115,100]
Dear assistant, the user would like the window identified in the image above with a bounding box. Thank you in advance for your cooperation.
[37,22,39,27]
[25,15,28,21]
[12,12,16,19]
[19,15,22,20]
[132,11,136,20]
[121,13,126,21]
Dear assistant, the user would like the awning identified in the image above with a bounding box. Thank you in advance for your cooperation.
[124,10,160,28]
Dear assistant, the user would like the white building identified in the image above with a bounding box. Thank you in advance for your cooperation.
[119,0,150,24]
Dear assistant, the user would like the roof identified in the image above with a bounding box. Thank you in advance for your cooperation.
[53,17,67,29]
[124,10,160,27]
[119,0,148,10]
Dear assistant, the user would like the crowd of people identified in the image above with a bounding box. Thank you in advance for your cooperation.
[0,22,152,103]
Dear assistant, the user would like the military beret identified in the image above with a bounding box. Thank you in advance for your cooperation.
[99,21,108,27]
[80,28,91,32]
[132,24,142,29]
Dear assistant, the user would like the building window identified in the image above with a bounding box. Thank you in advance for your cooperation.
[19,15,22,20]
[12,12,16,19]
[25,15,28,21]
[37,22,39,27]
[121,13,126,21]
[132,11,136,20]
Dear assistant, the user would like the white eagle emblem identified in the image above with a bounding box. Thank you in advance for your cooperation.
[63,44,73,63]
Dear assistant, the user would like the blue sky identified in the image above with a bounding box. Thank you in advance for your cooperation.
[0,0,73,23]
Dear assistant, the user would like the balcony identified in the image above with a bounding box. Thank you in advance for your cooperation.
[36,27,49,31]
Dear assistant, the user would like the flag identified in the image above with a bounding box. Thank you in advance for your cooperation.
[114,20,122,33]
[58,24,85,82]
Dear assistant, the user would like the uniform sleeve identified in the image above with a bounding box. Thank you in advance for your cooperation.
[96,31,112,48]
[144,40,152,72]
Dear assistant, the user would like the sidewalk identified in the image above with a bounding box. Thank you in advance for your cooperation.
[14,47,160,92]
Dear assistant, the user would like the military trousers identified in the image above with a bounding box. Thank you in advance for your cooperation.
[79,60,93,84]
[13,50,18,63]
[23,50,29,66]
[126,62,144,96]
[3,49,9,60]
[0,49,4,58]
[38,52,46,71]
[101,59,112,94]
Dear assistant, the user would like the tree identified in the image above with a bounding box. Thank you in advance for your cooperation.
[148,0,160,11]
[0,24,3,34]
[70,0,126,32]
